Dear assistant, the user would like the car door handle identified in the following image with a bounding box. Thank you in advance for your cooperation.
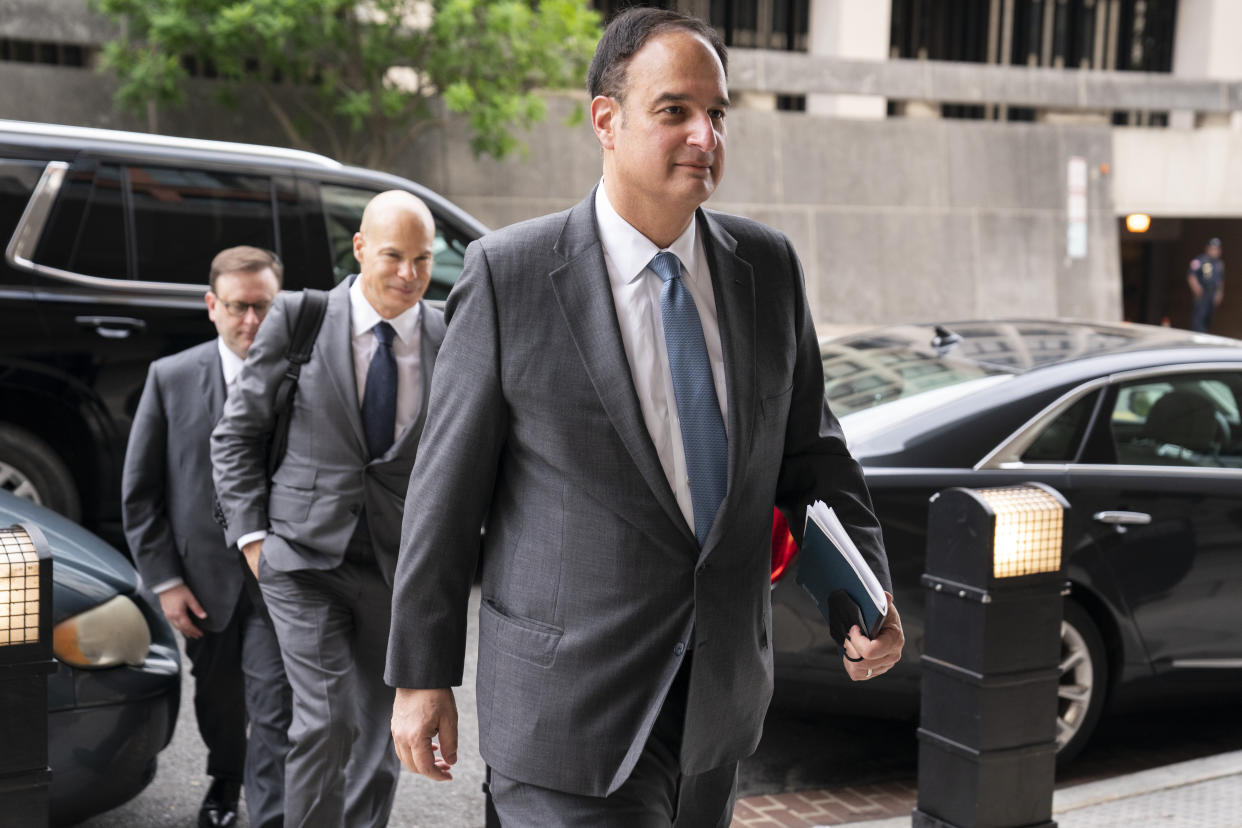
[1093,510,1152,526]
[75,316,148,339]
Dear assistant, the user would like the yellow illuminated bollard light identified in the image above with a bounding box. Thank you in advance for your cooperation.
[912,483,1069,828]
[0,523,55,826]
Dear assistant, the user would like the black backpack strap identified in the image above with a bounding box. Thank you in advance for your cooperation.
[286,289,329,367]
[266,289,329,477]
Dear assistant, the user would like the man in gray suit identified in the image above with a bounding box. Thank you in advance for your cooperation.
[212,191,445,828]
[387,8,905,826]
[123,245,290,828]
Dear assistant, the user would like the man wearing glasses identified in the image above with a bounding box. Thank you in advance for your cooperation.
[123,246,290,828]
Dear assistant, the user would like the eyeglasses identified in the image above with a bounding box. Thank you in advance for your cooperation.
[217,299,272,318]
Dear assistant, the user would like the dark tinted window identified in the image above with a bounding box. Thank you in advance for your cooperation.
[130,165,275,285]
[0,159,44,287]
[1022,391,1098,462]
[319,183,470,300]
[321,184,374,285]
[35,161,128,279]
[0,159,43,240]
[274,176,321,291]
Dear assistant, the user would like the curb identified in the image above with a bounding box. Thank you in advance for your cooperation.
[825,749,1242,827]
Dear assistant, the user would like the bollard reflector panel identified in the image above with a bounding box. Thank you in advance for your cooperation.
[976,486,1063,578]
[0,528,42,646]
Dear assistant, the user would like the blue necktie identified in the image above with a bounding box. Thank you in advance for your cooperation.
[649,252,728,546]
[362,321,397,460]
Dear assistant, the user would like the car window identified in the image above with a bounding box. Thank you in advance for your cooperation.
[35,160,128,279]
[129,165,277,285]
[0,160,44,281]
[320,183,468,300]
[1110,373,1242,468]
[1021,391,1099,462]
[34,160,284,286]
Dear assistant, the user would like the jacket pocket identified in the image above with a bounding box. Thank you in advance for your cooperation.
[479,599,563,668]
[268,464,316,522]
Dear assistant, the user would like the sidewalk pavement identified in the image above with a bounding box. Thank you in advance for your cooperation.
[732,749,1242,827]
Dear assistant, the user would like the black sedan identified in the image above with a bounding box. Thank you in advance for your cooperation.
[770,319,1242,762]
[0,490,180,825]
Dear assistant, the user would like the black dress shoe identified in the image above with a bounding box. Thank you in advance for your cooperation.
[199,777,241,828]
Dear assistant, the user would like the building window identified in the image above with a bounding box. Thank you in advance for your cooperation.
[591,1,809,53]
[890,0,1178,124]
[0,38,94,69]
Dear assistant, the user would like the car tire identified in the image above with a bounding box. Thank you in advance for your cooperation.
[1056,601,1108,765]
[0,422,82,521]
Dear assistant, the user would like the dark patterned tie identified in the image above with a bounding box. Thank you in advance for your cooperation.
[361,321,397,460]
[649,252,728,546]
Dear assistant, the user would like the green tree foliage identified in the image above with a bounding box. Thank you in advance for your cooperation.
[93,0,601,167]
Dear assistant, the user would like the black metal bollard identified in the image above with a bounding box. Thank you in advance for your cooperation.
[0,523,55,827]
[912,484,1068,828]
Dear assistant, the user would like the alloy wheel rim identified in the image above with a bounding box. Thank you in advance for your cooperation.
[1057,619,1094,749]
[0,461,43,504]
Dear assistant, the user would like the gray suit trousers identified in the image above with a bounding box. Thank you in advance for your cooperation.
[258,554,400,828]
[185,568,290,828]
[489,655,738,828]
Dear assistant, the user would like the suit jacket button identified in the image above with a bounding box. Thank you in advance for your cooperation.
[349,504,360,516]
[673,642,686,657]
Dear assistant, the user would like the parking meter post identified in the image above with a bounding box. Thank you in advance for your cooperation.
[912,484,1069,828]
[0,523,55,826]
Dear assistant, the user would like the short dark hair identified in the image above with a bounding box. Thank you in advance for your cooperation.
[208,245,284,292]
[587,7,728,101]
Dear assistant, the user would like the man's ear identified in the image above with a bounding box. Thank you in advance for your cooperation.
[204,290,218,322]
[591,95,619,150]
[353,231,365,265]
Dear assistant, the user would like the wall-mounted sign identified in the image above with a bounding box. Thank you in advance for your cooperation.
[1067,156,1088,259]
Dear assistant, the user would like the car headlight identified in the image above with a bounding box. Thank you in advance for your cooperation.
[53,595,151,668]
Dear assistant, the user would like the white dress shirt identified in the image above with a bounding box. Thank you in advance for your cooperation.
[348,275,423,440]
[218,337,245,387]
[595,182,728,536]
[236,281,423,551]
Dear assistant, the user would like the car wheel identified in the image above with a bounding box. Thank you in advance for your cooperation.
[1056,601,1108,764]
[0,422,82,521]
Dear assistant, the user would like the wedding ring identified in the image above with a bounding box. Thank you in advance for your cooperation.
[865,667,873,678]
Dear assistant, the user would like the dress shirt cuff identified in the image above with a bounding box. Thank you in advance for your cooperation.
[237,529,268,550]
[151,577,184,594]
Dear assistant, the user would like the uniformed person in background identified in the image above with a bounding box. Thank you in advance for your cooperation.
[1188,237,1226,333]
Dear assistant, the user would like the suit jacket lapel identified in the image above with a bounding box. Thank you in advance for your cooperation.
[200,342,226,423]
[699,209,756,555]
[318,278,367,455]
[549,192,692,544]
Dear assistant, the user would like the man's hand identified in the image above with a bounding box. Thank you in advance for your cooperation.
[242,539,263,579]
[392,688,458,781]
[158,584,207,639]
[843,591,905,681]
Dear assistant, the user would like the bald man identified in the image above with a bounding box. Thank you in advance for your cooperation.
[212,190,445,827]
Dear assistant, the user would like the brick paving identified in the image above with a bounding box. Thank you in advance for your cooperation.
[731,780,917,827]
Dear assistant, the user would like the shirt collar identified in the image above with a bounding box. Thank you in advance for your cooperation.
[595,182,700,287]
[349,275,422,342]
[217,337,246,385]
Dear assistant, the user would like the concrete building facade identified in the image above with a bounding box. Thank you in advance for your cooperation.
[1,0,1240,337]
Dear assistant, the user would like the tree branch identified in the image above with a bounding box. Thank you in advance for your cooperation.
[253,84,319,154]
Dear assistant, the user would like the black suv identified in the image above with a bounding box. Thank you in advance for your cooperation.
[0,119,486,548]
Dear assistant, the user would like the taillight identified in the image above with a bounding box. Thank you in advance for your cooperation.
[770,507,798,584]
